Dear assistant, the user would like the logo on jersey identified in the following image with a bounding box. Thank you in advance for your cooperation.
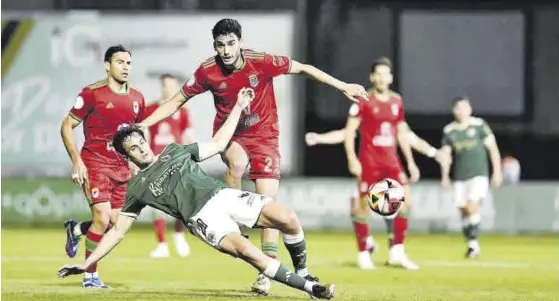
[106,102,115,109]
[186,74,196,87]
[73,96,84,109]
[272,55,286,67]
[218,82,227,90]
[91,188,99,198]
[159,155,171,162]
[467,128,476,137]
[133,101,139,114]
[391,103,399,116]
[249,75,259,87]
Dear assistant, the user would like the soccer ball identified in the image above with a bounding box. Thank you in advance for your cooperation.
[367,178,405,219]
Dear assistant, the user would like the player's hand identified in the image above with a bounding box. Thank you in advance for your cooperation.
[407,162,420,183]
[441,176,451,188]
[57,264,86,278]
[236,87,255,110]
[348,159,362,177]
[305,133,318,146]
[491,172,503,188]
[71,159,88,186]
[341,83,368,103]
[434,150,452,166]
[130,164,140,176]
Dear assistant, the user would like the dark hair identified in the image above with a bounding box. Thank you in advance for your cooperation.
[112,124,145,157]
[452,96,470,106]
[370,57,393,74]
[104,45,131,63]
[160,73,178,81]
[212,18,242,40]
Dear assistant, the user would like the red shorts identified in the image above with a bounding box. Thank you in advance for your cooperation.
[82,163,130,209]
[230,136,280,180]
[358,164,408,197]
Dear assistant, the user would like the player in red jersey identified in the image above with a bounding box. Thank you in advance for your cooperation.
[343,57,446,270]
[146,73,194,258]
[60,45,146,288]
[305,127,449,269]
[139,18,367,295]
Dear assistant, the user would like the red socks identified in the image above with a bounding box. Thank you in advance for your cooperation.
[393,215,408,245]
[85,230,103,273]
[153,218,166,243]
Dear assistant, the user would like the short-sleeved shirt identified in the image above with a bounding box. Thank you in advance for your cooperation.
[181,49,291,138]
[120,143,228,221]
[441,117,493,180]
[348,91,405,169]
[69,79,146,178]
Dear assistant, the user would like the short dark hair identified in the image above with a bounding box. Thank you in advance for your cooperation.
[452,96,470,106]
[104,45,131,63]
[370,57,393,74]
[112,124,145,157]
[212,18,242,40]
[160,73,178,81]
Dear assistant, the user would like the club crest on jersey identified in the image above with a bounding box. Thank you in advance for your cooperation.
[249,75,258,87]
[160,155,171,162]
[391,104,399,116]
[91,188,99,198]
[133,101,139,114]
[467,128,476,137]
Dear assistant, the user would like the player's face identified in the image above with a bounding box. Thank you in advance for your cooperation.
[161,77,179,99]
[123,133,155,167]
[453,100,473,122]
[105,52,132,84]
[370,65,393,92]
[214,34,243,67]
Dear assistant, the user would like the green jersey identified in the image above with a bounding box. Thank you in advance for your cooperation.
[441,117,493,181]
[120,143,228,221]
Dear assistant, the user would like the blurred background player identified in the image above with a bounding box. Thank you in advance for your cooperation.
[60,45,146,288]
[145,73,195,258]
[305,124,449,268]
[138,18,367,295]
[440,96,502,258]
[343,57,433,270]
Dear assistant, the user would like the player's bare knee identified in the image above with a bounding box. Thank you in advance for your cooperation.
[91,203,111,229]
[278,211,301,234]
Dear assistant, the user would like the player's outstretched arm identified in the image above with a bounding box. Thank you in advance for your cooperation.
[140,92,188,128]
[408,130,451,165]
[439,146,453,187]
[397,121,420,182]
[305,129,346,146]
[196,88,254,161]
[288,60,367,102]
[57,214,136,278]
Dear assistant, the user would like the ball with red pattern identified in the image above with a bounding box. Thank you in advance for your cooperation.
[367,178,405,219]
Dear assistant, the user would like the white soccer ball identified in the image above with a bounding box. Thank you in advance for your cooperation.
[367,178,405,219]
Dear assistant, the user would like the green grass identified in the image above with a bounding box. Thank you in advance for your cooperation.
[2,228,558,300]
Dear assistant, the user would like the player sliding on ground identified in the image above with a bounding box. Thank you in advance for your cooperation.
[57,88,336,300]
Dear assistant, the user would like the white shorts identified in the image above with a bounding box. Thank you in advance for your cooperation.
[452,176,489,208]
[186,188,272,250]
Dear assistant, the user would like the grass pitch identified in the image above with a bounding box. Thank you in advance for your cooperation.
[2,228,558,301]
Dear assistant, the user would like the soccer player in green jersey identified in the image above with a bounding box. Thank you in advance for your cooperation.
[57,88,335,300]
[440,96,502,258]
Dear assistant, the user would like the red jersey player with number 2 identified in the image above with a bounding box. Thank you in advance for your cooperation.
[345,57,421,270]
[60,45,146,288]
[139,18,367,295]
